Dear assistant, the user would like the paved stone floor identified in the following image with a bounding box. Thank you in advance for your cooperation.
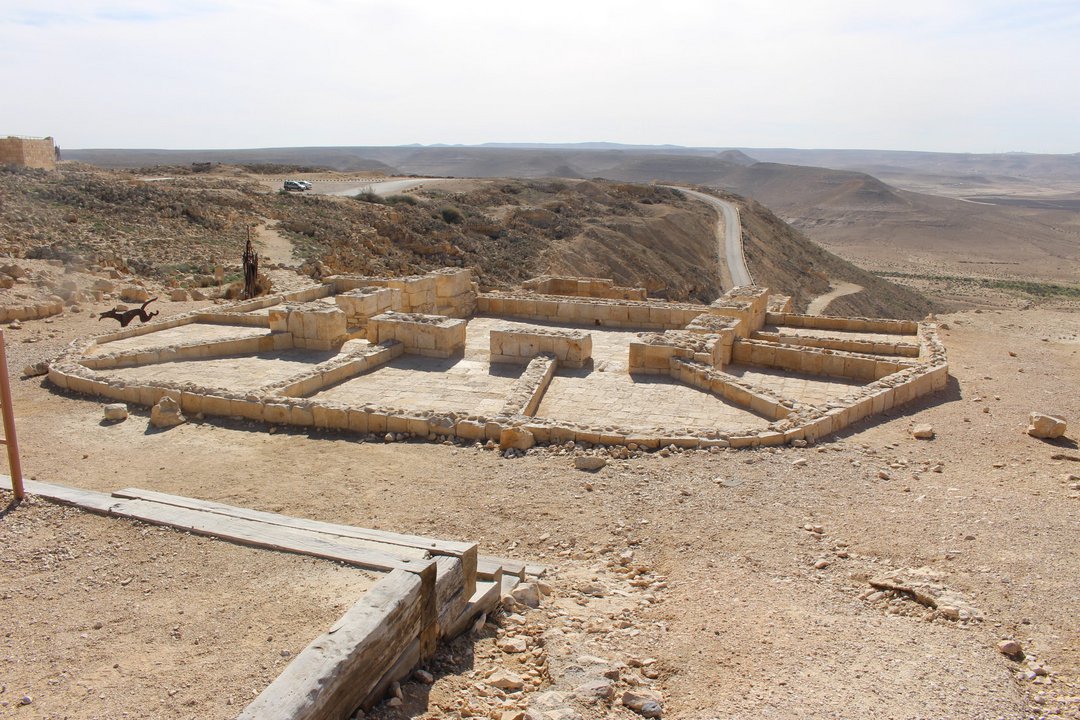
[89,323,270,355]
[724,364,864,407]
[102,348,342,393]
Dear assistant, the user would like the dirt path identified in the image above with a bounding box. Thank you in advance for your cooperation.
[807,281,864,315]
[252,218,299,267]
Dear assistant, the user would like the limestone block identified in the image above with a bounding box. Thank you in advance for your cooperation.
[264,403,290,424]
[455,419,486,441]
[347,409,369,433]
[500,426,535,450]
[290,405,314,426]
[1028,413,1066,439]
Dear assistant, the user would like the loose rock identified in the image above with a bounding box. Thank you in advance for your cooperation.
[1028,413,1067,439]
[574,456,607,472]
[149,396,185,428]
[103,403,128,422]
[912,424,935,439]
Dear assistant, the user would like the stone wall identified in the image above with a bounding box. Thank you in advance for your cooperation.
[0,136,56,170]
[522,275,647,301]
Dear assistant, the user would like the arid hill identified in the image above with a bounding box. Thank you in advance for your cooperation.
[65,145,1080,289]
[0,165,934,317]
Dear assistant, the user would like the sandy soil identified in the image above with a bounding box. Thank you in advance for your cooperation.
[1,264,1078,719]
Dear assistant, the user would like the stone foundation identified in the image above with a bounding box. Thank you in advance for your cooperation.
[489,327,592,368]
[367,312,466,358]
[44,271,949,450]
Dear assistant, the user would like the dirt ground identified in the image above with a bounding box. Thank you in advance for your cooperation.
[1,278,1079,719]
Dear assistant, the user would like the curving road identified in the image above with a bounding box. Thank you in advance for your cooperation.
[667,186,753,290]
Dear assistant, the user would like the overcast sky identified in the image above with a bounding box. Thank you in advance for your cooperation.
[4,0,1078,153]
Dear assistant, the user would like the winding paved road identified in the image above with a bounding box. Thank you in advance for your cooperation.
[667,187,753,290]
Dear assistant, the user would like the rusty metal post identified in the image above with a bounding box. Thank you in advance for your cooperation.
[0,329,25,500]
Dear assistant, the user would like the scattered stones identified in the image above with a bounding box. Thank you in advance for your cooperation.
[574,456,607,472]
[149,396,185,428]
[1028,413,1067,439]
[103,403,128,422]
[413,669,434,684]
[912,424,935,439]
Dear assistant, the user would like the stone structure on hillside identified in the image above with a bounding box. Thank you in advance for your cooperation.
[47,268,949,450]
[0,136,57,170]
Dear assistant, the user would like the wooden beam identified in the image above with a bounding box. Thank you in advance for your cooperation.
[108,498,434,575]
[477,555,526,581]
[0,476,118,513]
[238,569,428,720]
[111,487,477,588]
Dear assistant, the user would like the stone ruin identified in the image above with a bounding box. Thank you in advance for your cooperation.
[47,268,948,450]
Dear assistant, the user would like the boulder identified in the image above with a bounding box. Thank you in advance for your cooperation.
[169,288,190,302]
[150,396,185,428]
[1027,413,1066,439]
[103,403,128,422]
[120,286,150,303]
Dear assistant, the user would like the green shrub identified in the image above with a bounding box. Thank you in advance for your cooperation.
[385,194,418,206]
[440,206,464,224]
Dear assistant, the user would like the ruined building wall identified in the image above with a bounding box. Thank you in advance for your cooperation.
[0,136,57,170]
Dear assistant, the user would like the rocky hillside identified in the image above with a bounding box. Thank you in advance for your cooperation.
[0,164,932,315]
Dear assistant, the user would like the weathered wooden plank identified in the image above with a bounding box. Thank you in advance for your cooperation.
[477,555,526,581]
[108,498,434,575]
[237,569,426,720]
[0,476,117,513]
[435,555,468,639]
[362,637,420,712]
[112,487,478,586]
[443,572,503,640]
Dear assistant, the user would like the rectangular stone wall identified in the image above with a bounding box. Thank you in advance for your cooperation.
[522,275,647,301]
[628,331,723,375]
[367,312,466,358]
[0,136,55,170]
[477,293,703,330]
[732,339,910,381]
[767,313,919,335]
[335,287,401,327]
[489,327,592,368]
